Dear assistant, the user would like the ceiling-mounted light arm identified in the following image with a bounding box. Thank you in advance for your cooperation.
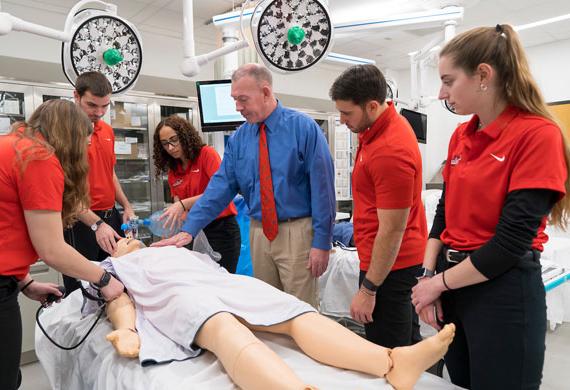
[0,0,114,40]
[181,0,250,77]
[443,19,457,42]
[183,0,334,76]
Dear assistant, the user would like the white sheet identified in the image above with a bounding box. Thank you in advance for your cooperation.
[35,291,457,390]
[83,247,315,365]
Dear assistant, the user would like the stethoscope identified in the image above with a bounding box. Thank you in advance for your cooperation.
[36,284,107,350]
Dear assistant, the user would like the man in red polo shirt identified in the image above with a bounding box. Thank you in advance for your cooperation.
[63,71,135,294]
[330,64,427,348]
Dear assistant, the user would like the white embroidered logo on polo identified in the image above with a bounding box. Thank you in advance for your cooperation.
[191,169,200,173]
[490,153,506,162]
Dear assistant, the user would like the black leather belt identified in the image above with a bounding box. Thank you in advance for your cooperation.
[94,208,115,219]
[443,247,473,264]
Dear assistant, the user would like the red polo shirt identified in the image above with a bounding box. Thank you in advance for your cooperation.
[440,106,567,251]
[168,145,237,219]
[352,102,427,272]
[0,134,64,279]
[88,120,116,210]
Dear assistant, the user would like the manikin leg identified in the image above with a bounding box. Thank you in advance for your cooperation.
[195,312,311,390]
[248,312,455,390]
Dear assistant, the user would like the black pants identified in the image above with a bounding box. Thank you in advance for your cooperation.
[359,264,421,348]
[440,250,546,390]
[0,276,22,390]
[188,216,241,274]
[63,208,124,294]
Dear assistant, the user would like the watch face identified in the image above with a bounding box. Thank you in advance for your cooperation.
[91,223,98,231]
[96,271,112,288]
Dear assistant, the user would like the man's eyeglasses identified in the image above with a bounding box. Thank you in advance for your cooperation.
[160,136,180,148]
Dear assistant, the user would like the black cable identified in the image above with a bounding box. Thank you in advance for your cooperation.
[36,303,106,350]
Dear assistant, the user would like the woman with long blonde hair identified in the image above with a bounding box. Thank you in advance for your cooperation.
[0,99,125,390]
[412,24,569,389]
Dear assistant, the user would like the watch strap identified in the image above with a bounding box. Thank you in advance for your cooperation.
[417,267,435,278]
[362,276,379,292]
[94,270,111,288]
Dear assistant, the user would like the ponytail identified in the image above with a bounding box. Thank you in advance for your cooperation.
[440,24,570,229]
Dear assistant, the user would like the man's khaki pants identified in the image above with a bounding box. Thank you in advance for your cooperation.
[249,217,318,308]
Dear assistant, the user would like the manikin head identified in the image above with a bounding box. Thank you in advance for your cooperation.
[112,238,146,257]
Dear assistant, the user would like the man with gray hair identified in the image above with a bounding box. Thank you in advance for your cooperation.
[153,63,335,307]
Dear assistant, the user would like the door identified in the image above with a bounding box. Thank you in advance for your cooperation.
[149,99,199,212]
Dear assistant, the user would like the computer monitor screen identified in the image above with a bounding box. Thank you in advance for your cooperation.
[196,80,245,132]
[400,108,427,144]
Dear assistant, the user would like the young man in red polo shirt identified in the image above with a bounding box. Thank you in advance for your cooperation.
[330,64,427,348]
[63,71,135,294]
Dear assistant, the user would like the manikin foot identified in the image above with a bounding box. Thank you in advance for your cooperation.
[385,323,455,390]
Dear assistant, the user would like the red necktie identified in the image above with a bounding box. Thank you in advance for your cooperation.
[259,123,278,241]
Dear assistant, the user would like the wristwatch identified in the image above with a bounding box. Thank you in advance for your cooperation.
[416,267,435,279]
[91,219,104,232]
[361,276,379,292]
[94,270,112,288]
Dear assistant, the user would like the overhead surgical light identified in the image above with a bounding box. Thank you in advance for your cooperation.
[442,100,459,114]
[0,0,142,94]
[181,0,333,77]
[250,0,333,72]
[386,77,398,103]
[61,8,143,94]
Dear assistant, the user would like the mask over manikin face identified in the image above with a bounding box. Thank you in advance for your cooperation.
[113,238,145,257]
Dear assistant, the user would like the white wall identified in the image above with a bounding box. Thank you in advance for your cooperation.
[394,64,468,185]
[527,39,570,103]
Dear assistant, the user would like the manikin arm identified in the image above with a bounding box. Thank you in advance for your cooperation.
[105,292,140,358]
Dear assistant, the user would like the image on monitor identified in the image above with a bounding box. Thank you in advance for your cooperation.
[196,80,245,132]
[400,108,427,144]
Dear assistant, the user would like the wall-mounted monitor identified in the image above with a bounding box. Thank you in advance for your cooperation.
[196,80,245,132]
[400,108,427,144]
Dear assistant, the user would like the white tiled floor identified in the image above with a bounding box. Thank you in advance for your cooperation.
[20,322,570,390]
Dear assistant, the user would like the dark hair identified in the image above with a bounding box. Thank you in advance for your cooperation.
[75,71,112,97]
[153,115,206,177]
[329,64,387,106]
[441,24,570,229]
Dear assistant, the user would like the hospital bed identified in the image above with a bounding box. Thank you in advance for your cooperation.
[35,291,456,390]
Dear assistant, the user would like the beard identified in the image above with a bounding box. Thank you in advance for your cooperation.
[354,112,376,133]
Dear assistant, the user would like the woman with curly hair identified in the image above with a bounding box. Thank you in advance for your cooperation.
[0,99,125,390]
[153,115,241,273]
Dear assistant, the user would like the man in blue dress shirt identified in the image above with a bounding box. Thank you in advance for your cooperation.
[152,64,335,307]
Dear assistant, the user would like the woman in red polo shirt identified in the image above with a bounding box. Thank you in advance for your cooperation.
[153,116,241,273]
[412,24,570,390]
[0,99,124,390]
